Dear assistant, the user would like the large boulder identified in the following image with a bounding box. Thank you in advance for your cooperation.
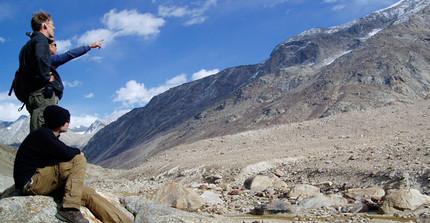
[244,174,287,191]
[151,182,203,211]
[200,190,223,204]
[379,189,430,214]
[298,194,348,210]
[344,186,385,201]
[0,195,101,223]
[288,184,322,201]
[122,196,237,223]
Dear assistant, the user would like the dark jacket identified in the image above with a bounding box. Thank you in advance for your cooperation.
[51,45,91,69]
[13,127,81,189]
[18,31,64,99]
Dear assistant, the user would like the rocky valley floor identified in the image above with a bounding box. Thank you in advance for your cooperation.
[1,99,430,222]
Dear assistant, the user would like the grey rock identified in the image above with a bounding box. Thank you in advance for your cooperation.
[0,196,69,223]
[0,192,131,223]
[244,174,287,191]
[200,191,223,205]
[288,184,322,201]
[122,196,235,223]
[251,200,295,215]
[151,182,203,211]
[298,194,348,210]
[344,186,385,201]
[379,189,430,214]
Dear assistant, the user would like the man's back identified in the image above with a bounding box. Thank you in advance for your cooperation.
[18,31,51,96]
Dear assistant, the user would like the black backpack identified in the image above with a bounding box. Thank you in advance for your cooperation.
[8,70,28,111]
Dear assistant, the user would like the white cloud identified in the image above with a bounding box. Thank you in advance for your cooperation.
[263,0,289,8]
[55,39,72,53]
[63,80,82,88]
[191,68,219,81]
[158,0,217,26]
[0,102,28,121]
[323,0,338,3]
[90,56,104,62]
[105,109,130,121]
[166,74,187,85]
[184,16,208,26]
[72,9,165,55]
[0,37,5,43]
[332,4,346,10]
[78,29,116,47]
[0,91,29,121]
[0,3,12,21]
[352,0,397,6]
[322,0,398,11]
[114,74,187,107]
[69,114,98,128]
[102,9,165,38]
[85,93,95,98]
[158,5,188,17]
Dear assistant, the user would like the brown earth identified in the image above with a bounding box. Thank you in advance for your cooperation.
[82,98,430,222]
[2,98,429,222]
[125,98,430,184]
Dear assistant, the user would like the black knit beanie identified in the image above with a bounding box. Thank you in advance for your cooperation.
[43,105,70,129]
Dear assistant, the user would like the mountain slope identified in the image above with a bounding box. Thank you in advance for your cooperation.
[0,143,17,177]
[83,0,430,169]
[0,116,29,147]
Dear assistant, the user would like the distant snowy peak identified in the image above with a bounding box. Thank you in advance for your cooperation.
[84,119,108,135]
[0,116,111,146]
[6,115,28,131]
[289,0,429,42]
[0,115,29,146]
[84,117,117,135]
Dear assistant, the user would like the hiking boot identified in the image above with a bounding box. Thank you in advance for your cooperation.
[55,208,89,223]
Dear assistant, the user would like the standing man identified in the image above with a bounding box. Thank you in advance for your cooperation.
[19,11,62,132]
[13,105,133,223]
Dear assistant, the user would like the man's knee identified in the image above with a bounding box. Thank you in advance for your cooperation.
[72,154,87,163]
[59,154,87,178]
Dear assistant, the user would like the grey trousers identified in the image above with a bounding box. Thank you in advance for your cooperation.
[25,87,59,132]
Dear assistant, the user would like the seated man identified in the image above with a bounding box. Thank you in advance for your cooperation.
[13,105,132,223]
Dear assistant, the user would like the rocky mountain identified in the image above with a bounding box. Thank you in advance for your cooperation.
[0,116,107,148]
[0,116,29,147]
[84,119,108,135]
[83,0,430,169]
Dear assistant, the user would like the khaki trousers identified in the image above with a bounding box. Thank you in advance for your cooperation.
[25,154,132,223]
[26,87,59,132]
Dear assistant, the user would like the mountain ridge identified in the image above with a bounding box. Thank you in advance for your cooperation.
[83,0,430,169]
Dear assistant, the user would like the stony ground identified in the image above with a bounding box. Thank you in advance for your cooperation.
[81,99,430,222]
[1,99,429,222]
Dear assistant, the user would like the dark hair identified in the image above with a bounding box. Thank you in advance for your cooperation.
[31,11,52,32]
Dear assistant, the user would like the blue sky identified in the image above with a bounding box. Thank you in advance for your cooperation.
[0,0,398,128]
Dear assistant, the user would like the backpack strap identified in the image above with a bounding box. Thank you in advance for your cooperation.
[8,81,13,96]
